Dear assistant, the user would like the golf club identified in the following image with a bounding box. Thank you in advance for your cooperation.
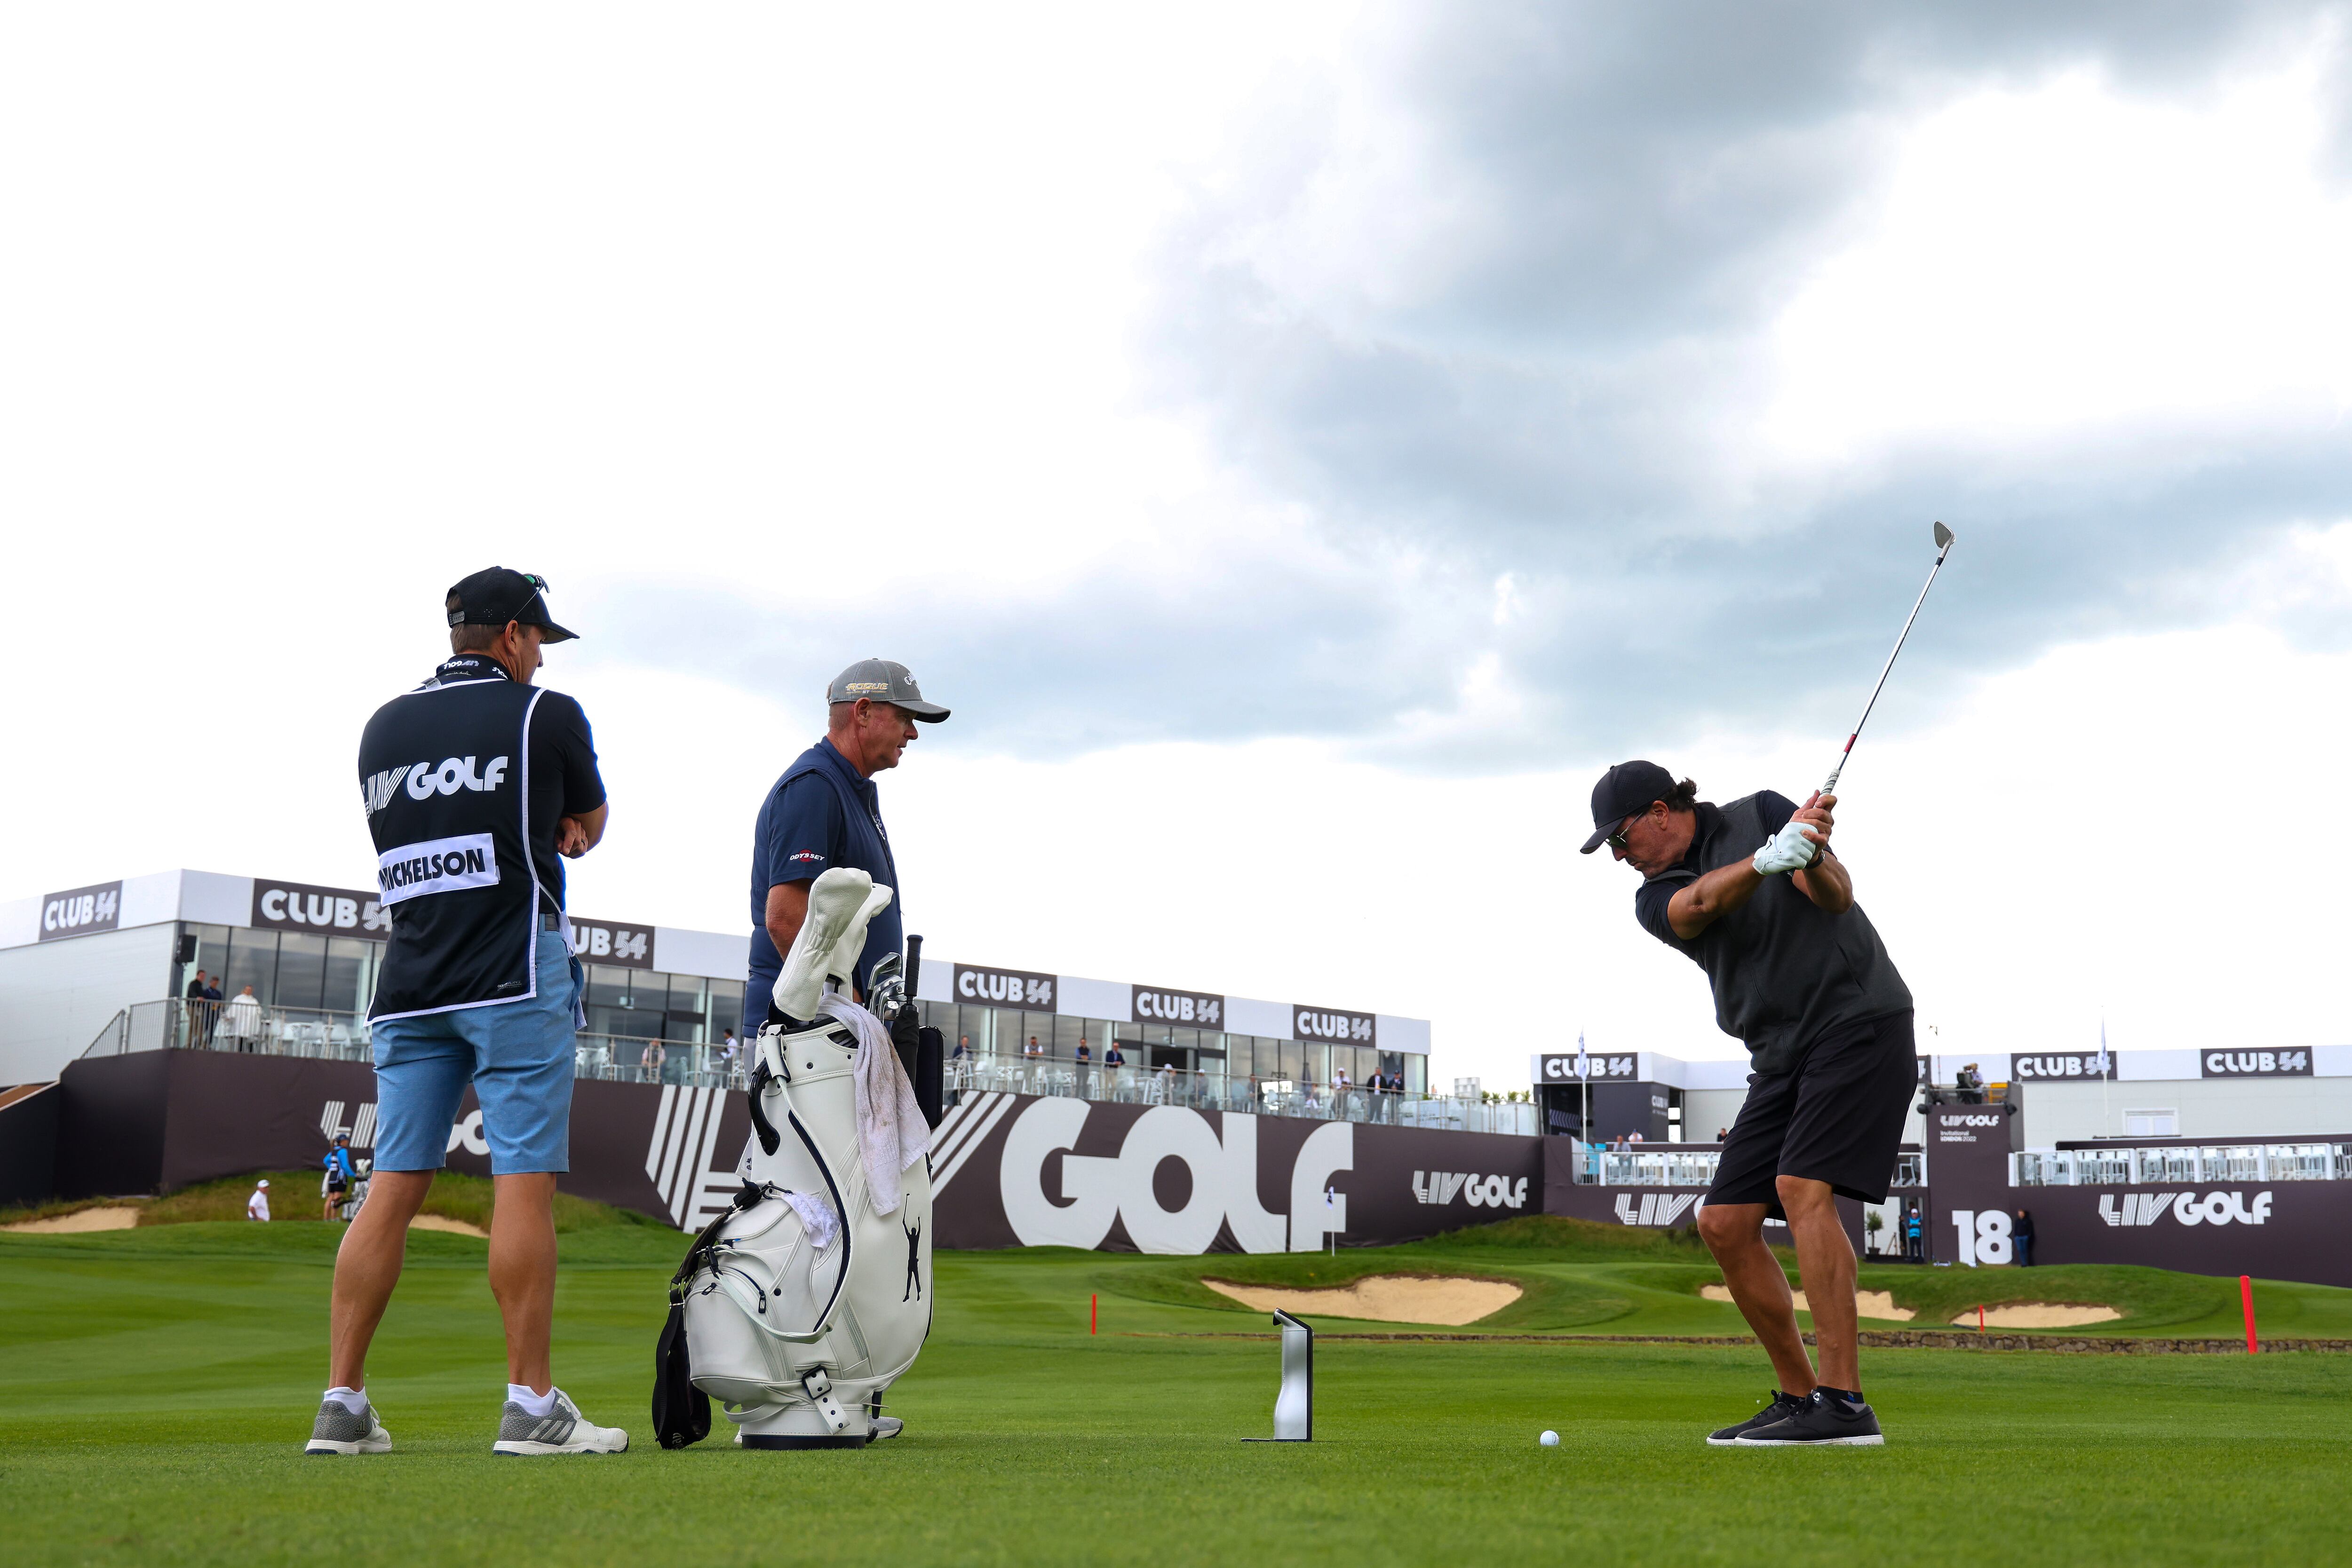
[1819,521,1955,797]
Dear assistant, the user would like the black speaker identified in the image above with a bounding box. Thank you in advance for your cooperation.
[175,933,199,964]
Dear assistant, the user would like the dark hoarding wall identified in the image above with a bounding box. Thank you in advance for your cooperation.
[930,1091,1541,1252]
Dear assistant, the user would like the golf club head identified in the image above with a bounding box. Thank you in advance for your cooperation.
[1933,520,1954,551]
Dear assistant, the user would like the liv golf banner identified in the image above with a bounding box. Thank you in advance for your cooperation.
[929,1092,1542,1253]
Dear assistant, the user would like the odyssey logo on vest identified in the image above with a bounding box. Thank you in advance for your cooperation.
[375,834,501,906]
[955,963,1056,1009]
[38,880,122,942]
[1132,985,1223,1027]
[1294,1006,1376,1045]
[253,878,390,935]
[2201,1049,2311,1078]
[1412,1171,1529,1210]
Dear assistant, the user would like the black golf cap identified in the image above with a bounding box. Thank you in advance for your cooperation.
[445,567,577,643]
[1580,760,1677,854]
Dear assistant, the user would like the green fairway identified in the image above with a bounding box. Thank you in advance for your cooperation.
[1,1221,2344,1567]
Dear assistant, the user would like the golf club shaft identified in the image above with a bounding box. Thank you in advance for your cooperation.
[1820,525,1954,797]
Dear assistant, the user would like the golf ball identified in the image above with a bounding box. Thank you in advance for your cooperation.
[1539,1430,1559,1447]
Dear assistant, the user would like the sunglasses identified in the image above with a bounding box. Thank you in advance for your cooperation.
[1604,807,1652,852]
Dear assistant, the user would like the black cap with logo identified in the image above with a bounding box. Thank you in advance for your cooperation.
[445,567,577,643]
[1579,760,1678,854]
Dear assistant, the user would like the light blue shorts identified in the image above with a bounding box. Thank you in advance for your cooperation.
[370,921,582,1175]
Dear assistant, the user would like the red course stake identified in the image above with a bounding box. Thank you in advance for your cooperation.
[1091,1293,1098,1336]
[2241,1275,2258,1354]
[1977,1305,1985,1334]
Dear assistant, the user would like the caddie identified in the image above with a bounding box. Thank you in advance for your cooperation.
[1582,760,1914,1447]
[310,567,627,1457]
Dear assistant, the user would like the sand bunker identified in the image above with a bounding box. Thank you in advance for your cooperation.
[408,1214,491,1238]
[1701,1284,1916,1322]
[1206,1275,1522,1326]
[1952,1303,2121,1329]
[2,1206,142,1234]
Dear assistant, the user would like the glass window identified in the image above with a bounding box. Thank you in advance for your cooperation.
[586,964,636,1013]
[221,929,278,1007]
[666,974,709,1042]
[1053,1015,1087,1056]
[275,933,327,1012]
[324,938,372,1016]
[709,978,745,1038]
[1405,1055,1427,1094]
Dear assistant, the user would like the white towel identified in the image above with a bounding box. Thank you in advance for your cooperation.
[781,1188,839,1251]
[818,992,930,1217]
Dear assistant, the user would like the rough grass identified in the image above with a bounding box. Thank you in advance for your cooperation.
[1,1227,2347,1568]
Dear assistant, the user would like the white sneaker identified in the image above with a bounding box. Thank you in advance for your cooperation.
[305,1396,392,1455]
[871,1416,904,1440]
[492,1388,629,1455]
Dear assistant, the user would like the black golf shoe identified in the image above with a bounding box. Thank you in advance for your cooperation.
[1732,1387,1884,1446]
[1706,1389,1811,1447]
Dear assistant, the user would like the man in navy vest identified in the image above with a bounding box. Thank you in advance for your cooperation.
[746,659,949,1044]
[1582,760,1913,1449]
[310,568,627,1459]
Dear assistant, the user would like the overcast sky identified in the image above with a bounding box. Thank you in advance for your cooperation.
[5,4,2349,1090]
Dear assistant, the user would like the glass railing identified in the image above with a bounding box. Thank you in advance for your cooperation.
[75,1002,1533,1131]
[2012,1144,2348,1186]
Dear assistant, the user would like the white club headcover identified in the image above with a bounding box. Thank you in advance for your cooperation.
[771,868,896,1019]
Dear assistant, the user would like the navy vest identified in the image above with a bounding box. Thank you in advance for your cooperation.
[358,657,552,1019]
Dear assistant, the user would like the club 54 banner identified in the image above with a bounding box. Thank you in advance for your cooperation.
[927,1092,1541,1253]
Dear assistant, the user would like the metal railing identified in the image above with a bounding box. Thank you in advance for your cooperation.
[1567,1145,1928,1188]
[2013,1144,2349,1186]
[84,998,373,1061]
[944,1058,1539,1132]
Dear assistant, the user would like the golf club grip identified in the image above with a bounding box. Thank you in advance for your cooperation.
[905,934,922,1004]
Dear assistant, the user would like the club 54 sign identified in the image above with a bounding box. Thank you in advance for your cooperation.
[39,880,121,941]
[252,878,391,936]
[954,963,1056,1009]
[1535,1053,1638,1082]
[1131,985,1224,1028]
[570,917,653,970]
[1293,1006,1376,1045]
[2200,1049,2312,1078]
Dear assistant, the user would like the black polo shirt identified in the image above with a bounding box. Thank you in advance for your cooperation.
[1634,792,1911,1073]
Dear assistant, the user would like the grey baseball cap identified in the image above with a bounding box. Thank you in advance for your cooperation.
[826,658,950,721]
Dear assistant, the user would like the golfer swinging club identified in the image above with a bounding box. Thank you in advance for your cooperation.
[1582,760,1914,1446]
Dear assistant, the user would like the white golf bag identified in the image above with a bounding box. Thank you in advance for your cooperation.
[665,869,933,1449]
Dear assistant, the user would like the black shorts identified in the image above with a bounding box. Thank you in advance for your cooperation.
[326,1178,349,1195]
[1707,1010,1915,1215]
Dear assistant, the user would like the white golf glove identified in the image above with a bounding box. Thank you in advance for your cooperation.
[1752,818,1822,876]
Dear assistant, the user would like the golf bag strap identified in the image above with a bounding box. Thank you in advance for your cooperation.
[800,1367,848,1433]
[652,1295,712,1449]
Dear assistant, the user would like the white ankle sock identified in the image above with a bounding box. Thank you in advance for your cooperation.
[507,1383,560,1417]
[324,1386,369,1414]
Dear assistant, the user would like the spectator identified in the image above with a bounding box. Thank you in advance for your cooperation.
[1103,1039,1124,1070]
[1955,1063,1986,1104]
[953,1034,970,1061]
[184,969,214,1046]
[200,973,224,1045]
[1074,1037,1093,1094]
[1716,1127,1729,1142]
[220,985,264,1052]
[1024,1035,1045,1061]
[2012,1207,2035,1267]
[715,1027,738,1069]
[1904,1206,1923,1261]
[639,1038,666,1083]
[323,1136,357,1222]
[248,1179,271,1222]
[1628,1130,1645,1145]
